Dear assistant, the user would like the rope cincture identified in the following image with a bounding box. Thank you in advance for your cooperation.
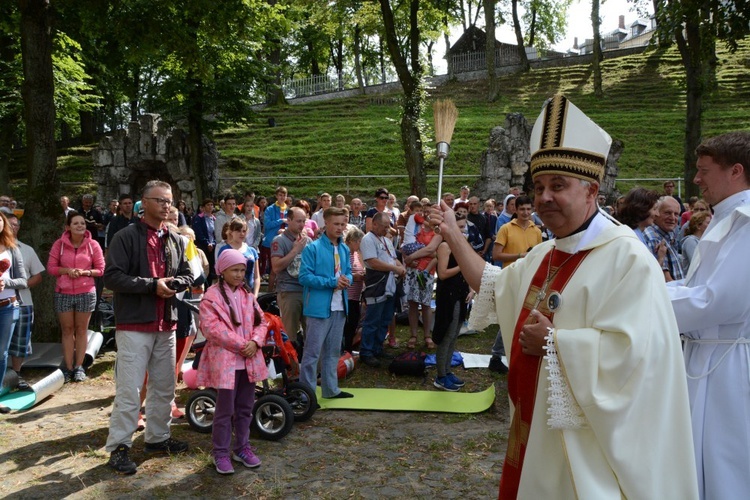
[683,335,750,382]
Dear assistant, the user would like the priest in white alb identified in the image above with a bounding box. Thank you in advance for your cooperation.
[430,95,698,499]
[667,131,750,500]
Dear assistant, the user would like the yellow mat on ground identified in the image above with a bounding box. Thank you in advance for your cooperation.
[316,384,495,413]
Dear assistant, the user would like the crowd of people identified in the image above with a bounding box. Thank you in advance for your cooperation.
[0,96,748,498]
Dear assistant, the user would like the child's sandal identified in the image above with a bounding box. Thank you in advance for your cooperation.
[424,337,436,349]
[407,336,418,349]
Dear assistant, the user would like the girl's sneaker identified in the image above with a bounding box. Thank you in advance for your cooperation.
[232,446,261,468]
[446,372,465,387]
[433,376,460,392]
[62,369,72,384]
[214,455,235,474]
[72,366,87,382]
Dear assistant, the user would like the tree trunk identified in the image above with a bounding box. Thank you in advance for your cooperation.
[528,8,537,47]
[0,19,19,195]
[675,18,703,198]
[0,116,17,196]
[331,37,344,91]
[19,0,61,341]
[471,1,482,26]
[129,66,140,121]
[353,25,365,94]
[401,93,425,197]
[79,109,94,143]
[187,79,209,203]
[484,0,500,102]
[60,120,70,142]
[308,39,321,76]
[378,37,387,84]
[592,0,604,97]
[510,0,530,71]
[426,40,434,75]
[265,0,286,105]
[379,0,426,197]
[441,0,451,55]
[652,0,672,48]
[266,41,286,105]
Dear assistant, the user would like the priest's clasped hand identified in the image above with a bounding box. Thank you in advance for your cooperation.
[520,309,553,357]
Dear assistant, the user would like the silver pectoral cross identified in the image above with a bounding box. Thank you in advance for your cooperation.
[532,286,548,310]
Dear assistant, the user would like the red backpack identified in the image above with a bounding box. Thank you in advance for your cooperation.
[264,312,300,379]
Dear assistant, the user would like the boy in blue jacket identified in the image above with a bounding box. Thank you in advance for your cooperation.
[298,207,353,399]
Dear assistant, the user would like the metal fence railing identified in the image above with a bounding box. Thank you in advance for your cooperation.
[449,45,528,74]
[282,74,349,99]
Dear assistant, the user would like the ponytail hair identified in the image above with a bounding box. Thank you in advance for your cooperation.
[217,274,258,327]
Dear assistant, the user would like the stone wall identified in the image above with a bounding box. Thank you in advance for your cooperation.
[474,113,532,200]
[474,112,621,201]
[92,114,218,208]
[601,139,624,201]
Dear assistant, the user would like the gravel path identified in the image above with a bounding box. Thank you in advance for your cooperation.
[0,351,509,499]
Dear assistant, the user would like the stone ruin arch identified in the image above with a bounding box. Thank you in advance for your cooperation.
[91,114,219,208]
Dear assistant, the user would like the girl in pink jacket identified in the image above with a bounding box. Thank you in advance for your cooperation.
[197,249,268,475]
[47,212,105,383]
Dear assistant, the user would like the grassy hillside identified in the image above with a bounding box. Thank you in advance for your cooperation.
[215,40,750,200]
[13,39,750,202]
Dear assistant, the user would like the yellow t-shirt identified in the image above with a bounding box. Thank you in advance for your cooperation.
[495,219,542,255]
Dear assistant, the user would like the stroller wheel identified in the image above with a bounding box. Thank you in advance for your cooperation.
[285,381,317,422]
[186,389,217,433]
[251,394,294,441]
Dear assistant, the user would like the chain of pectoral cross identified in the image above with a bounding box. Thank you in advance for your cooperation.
[532,247,578,310]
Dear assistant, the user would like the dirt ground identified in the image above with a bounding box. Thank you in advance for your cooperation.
[0,350,510,499]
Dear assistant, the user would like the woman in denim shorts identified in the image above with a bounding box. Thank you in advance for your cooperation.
[47,212,105,383]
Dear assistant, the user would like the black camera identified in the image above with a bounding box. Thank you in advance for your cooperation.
[167,280,188,293]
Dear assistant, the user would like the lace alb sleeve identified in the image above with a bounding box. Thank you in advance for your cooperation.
[545,328,588,430]
[467,264,500,331]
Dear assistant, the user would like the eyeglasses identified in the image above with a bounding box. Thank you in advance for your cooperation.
[145,197,174,207]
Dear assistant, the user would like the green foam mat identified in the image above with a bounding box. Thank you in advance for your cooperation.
[316,384,495,413]
[0,390,36,411]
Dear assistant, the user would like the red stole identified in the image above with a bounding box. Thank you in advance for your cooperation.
[498,248,591,499]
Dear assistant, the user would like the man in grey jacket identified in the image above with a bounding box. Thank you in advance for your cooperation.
[103,180,193,474]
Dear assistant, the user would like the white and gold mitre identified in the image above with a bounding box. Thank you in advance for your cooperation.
[529,94,612,183]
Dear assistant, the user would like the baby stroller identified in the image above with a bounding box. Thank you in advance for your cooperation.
[184,296,317,441]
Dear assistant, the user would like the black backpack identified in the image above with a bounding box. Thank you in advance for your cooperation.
[388,351,427,377]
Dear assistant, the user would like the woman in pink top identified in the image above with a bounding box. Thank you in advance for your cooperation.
[343,226,365,353]
[47,211,105,382]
